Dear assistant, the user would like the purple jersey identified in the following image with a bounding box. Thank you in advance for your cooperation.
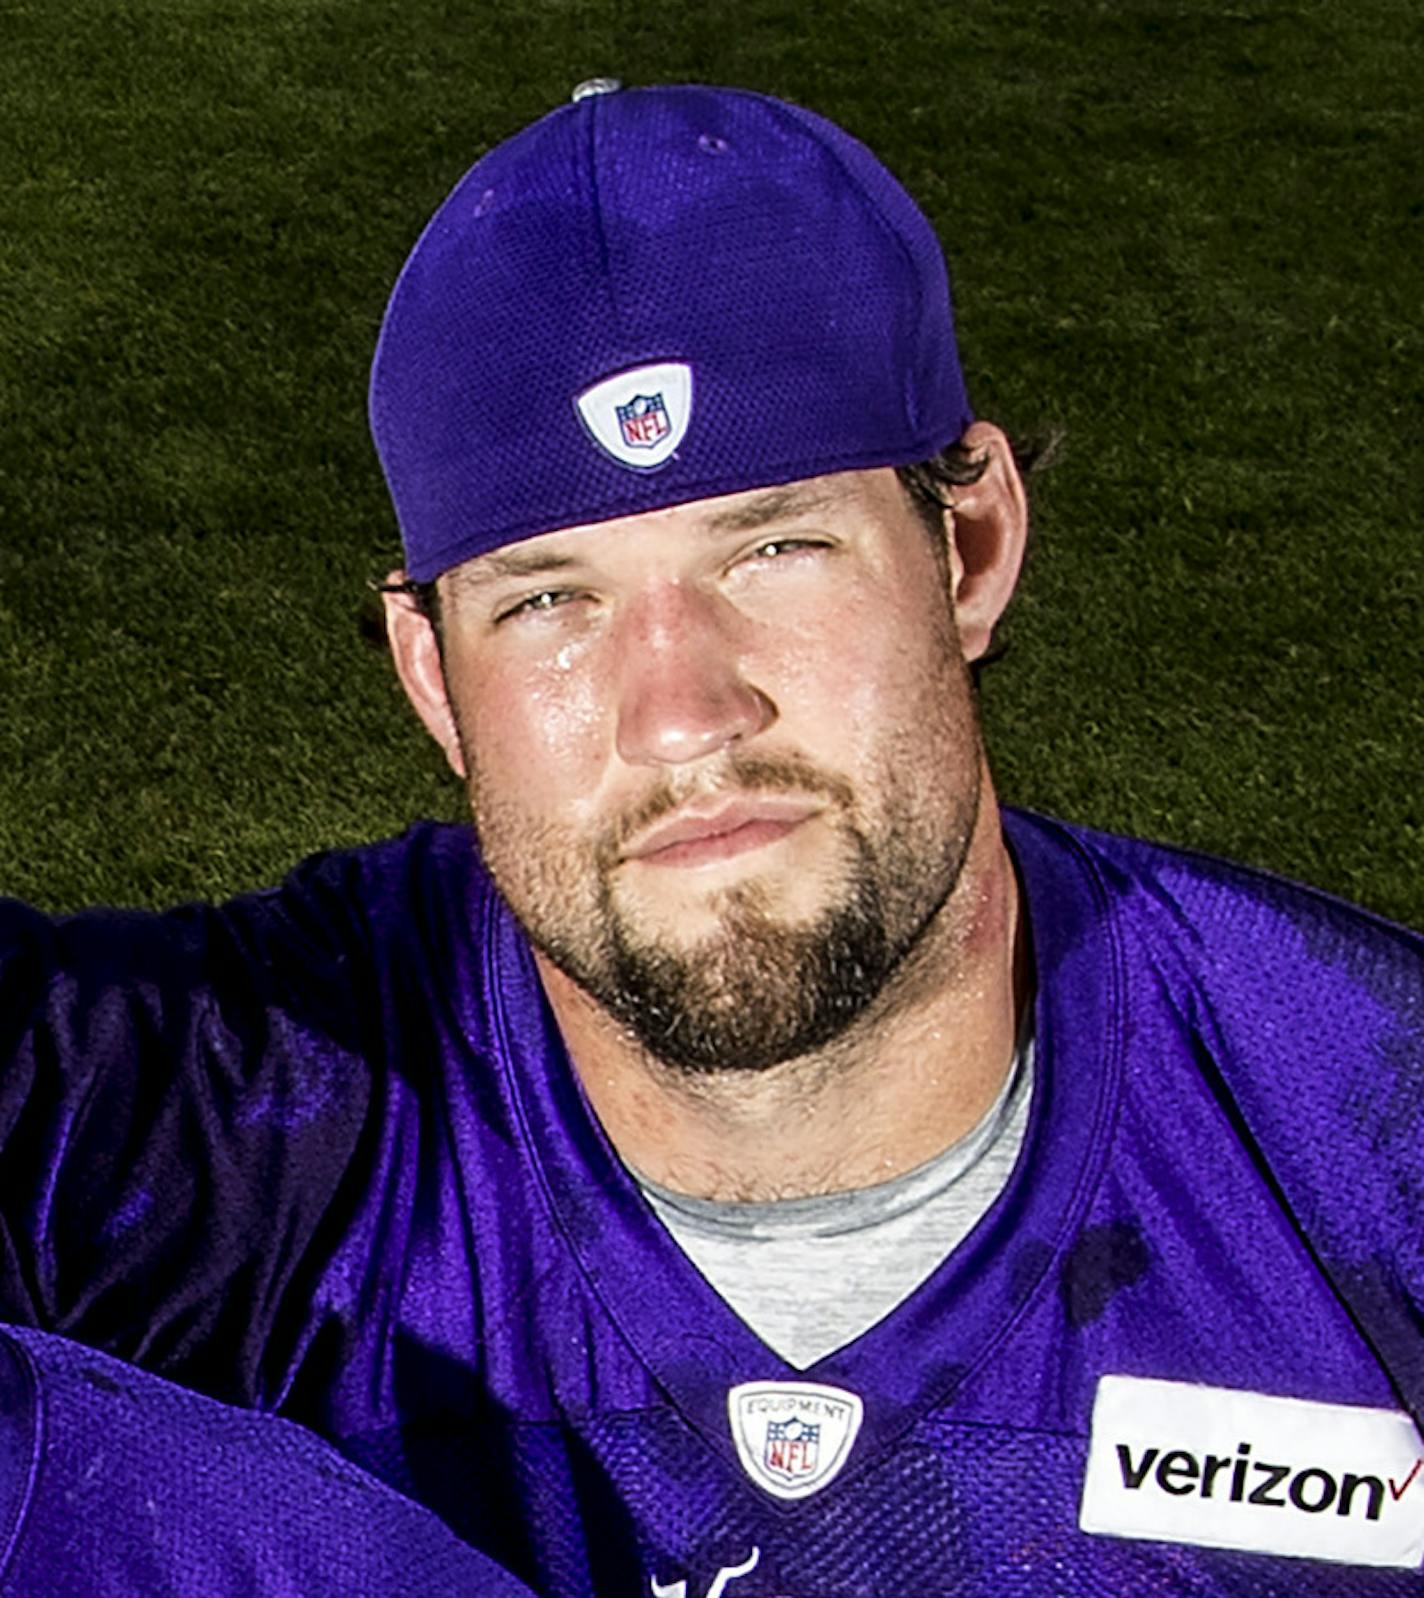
[0,1322,535,1595]
[1,808,1422,1593]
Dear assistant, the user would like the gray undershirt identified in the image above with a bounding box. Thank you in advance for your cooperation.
[634,1036,1035,1369]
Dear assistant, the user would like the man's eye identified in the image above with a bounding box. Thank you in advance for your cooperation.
[746,538,829,562]
[496,590,579,624]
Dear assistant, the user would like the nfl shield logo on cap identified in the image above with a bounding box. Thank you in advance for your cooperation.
[575,361,693,471]
[616,392,671,451]
[728,1380,864,1500]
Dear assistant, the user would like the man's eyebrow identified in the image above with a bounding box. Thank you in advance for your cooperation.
[700,483,839,534]
[454,547,583,590]
[452,484,839,593]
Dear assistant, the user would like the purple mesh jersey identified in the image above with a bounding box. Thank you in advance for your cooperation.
[0,1323,536,1595]
[1,808,1422,1594]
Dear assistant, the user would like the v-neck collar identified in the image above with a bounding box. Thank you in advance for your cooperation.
[486,808,1123,1493]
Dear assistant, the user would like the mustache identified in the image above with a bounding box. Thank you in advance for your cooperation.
[599,752,856,867]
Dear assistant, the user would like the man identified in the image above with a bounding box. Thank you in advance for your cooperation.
[2,80,1422,1595]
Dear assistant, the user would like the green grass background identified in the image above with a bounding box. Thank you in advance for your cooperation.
[0,0,1419,922]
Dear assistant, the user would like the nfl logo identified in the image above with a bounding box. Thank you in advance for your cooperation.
[764,1417,821,1483]
[728,1380,864,1501]
[615,392,671,450]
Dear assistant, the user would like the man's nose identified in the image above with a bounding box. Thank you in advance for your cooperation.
[613,581,774,767]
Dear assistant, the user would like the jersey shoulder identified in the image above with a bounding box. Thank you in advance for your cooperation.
[2,820,488,1007]
[1007,808,1424,1402]
[1006,806,1424,1013]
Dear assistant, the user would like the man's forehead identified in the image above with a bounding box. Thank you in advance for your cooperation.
[444,472,876,591]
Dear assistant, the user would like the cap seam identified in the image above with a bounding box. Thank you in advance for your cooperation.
[768,97,927,439]
[582,94,621,339]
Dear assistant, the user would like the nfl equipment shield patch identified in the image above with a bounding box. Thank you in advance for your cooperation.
[728,1381,864,1500]
[574,361,692,471]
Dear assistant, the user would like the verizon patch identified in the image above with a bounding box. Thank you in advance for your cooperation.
[1080,1376,1424,1569]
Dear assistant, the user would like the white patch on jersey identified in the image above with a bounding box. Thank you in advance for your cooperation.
[1080,1374,1424,1568]
[728,1380,864,1501]
[650,1546,759,1598]
[574,361,692,471]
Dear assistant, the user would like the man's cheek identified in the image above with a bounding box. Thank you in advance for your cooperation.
[462,700,574,801]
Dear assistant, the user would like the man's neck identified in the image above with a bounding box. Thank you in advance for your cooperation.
[534,786,1027,1203]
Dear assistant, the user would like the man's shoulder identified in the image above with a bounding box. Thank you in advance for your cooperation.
[108,819,483,935]
[3,821,492,1004]
[248,820,484,916]
[210,820,494,991]
[1010,808,1423,1221]
[1004,806,1424,987]
[1005,818,1424,1402]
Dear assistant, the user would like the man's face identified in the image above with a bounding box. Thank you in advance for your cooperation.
[432,467,985,1075]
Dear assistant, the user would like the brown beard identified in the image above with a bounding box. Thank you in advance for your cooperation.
[464,741,982,1078]
[593,825,896,1073]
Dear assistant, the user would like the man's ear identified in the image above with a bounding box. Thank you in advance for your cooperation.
[942,421,1029,663]
[382,571,468,779]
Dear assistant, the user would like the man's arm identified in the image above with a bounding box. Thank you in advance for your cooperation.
[0,1321,540,1597]
[0,860,377,1407]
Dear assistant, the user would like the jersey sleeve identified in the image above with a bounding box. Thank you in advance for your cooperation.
[0,1323,541,1598]
[0,846,383,1409]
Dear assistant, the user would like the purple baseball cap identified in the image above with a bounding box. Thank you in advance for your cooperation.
[370,81,973,583]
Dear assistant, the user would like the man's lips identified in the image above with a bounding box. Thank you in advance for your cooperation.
[624,797,820,866]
